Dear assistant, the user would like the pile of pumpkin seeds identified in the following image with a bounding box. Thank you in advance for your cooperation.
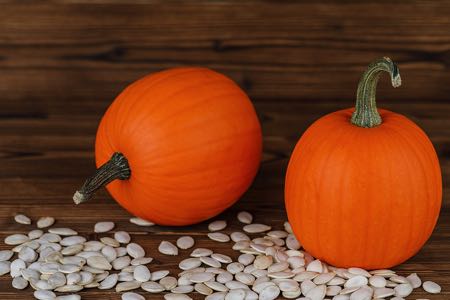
[0,212,442,300]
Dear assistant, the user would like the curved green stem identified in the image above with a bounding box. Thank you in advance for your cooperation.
[73,152,131,204]
[351,57,402,128]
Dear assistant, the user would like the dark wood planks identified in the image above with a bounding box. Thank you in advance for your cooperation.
[0,0,449,299]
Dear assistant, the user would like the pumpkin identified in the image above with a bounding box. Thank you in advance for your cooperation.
[74,67,262,226]
[285,57,442,269]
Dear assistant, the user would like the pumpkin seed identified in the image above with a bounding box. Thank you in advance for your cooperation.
[176,236,195,249]
[12,276,28,289]
[373,287,395,298]
[259,285,280,300]
[10,259,26,277]
[87,256,112,270]
[122,292,145,300]
[206,292,226,300]
[5,234,30,245]
[179,257,202,270]
[205,280,228,292]
[201,256,221,268]
[37,217,55,229]
[114,231,131,244]
[133,265,151,282]
[195,282,213,295]
[94,221,115,233]
[56,295,81,300]
[49,228,78,236]
[423,280,441,294]
[34,290,56,300]
[14,213,31,225]
[237,211,253,224]
[66,273,81,285]
[130,217,154,226]
[208,232,230,243]
[406,272,421,288]
[113,256,131,270]
[142,281,165,293]
[127,242,146,258]
[160,276,178,290]
[131,257,153,266]
[0,250,14,262]
[191,248,213,257]
[100,237,120,247]
[172,285,195,293]
[243,224,271,233]
[151,270,170,281]
[158,241,178,256]
[209,220,227,231]
[116,280,141,292]
[164,293,192,300]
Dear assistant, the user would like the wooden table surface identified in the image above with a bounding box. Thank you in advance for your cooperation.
[0,1,449,299]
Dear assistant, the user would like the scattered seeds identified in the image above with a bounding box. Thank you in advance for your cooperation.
[159,241,178,256]
[208,232,230,243]
[14,214,31,225]
[177,236,195,249]
[209,220,227,231]
[94,221,115,233]
[130,217,154,226]
[423,281,441,294]
[243,224,271,233]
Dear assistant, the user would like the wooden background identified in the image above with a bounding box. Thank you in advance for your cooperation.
[0,1,449,298]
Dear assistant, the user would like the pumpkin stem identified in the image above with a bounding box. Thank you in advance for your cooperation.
[351,57,401,128]
[73,152,131,204]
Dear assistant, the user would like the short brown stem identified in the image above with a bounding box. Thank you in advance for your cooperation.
[73,152,131,204]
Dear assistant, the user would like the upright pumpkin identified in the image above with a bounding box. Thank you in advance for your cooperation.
[285,57,442,269]
[74,67,262,226]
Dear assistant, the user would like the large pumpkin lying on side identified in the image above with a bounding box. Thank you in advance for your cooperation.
[285,58,442,269]
[74,67,262,226]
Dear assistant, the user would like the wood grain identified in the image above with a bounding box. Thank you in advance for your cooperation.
[0,0,448,299]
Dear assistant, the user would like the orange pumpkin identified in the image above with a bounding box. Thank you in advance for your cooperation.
[74,67,262,226]
[285,57,442,269]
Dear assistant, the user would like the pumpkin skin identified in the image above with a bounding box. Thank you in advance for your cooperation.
[285,59,442,269]
[94,67,262,226]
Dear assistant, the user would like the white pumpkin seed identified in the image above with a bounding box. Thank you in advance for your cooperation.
[206,292,226,300]
[28,229,44,240]
[209,220,227,231]
[130,217,154,226]
[205,280,228,292]
[158,241,178,256]
[142,281,165,292]
[369,275,386,288]
[122,292,145,300]
[12,276,28,289]
[87,256,112,270]
[200,256,221,268]
[66,273,81,285]
[94,221,115,233]
[133,265,151,282]
[10,259,26,277]
[160,276,178,290]
[172,285,195,293]
[59,264,81,274]
[164,293,192,300]
[34,290,56,300]
[0,250,14,261]
[100,237,120,247]
[0,261,11,276]
[344,275,368,288]
[114,231,131,244]
[237,211,253,224]
[254,255,273,270]
[49,228,78,236]
[243,224,271,233]
[151,270,170,281]
[176,236,195,249]
[131,257,153,266]
[211,253,232,264]
[373,287,395,298]
[423,280,441,294]
[37,217,55,228]
[55,295,81,300]
[406,272,421,288]
[113,256,131,270]
[5,234,30,245]
[208,232,230,243]
[127,242,146,258]
[259,285,281,300]
[61,236,86,246]
[116,280,141,292]
[217,271,233,284]
[179,257,202,270]
[195,282,214,295]
[191,248,213,257]
[15,213,31,225]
